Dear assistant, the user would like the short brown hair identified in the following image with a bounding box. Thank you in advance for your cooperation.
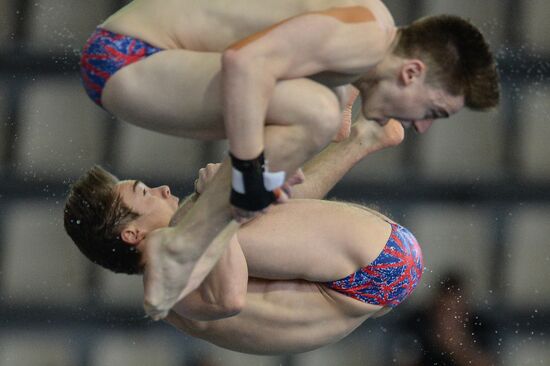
[395,15,500,110]
[63,165,142,274]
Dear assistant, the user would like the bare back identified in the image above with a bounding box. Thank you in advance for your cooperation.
[101,0,396,52]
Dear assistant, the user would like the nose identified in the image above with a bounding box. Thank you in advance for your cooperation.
[413,119,434,134]
[158,185,171,198]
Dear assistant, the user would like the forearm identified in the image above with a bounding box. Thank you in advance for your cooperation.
[168,192,198,227]
[222,50,275,159]
[142,159,244,319]
[170,160,238,298]
[172,237,248,321]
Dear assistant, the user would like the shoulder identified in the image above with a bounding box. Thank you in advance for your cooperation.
[325,2,396,48]
[343,0,397,47]
[319,5,376,23]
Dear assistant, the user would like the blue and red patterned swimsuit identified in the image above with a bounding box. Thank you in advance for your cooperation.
[325,223,423,308]
[80,28,163,107]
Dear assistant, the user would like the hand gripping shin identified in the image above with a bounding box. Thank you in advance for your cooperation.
[230,152,285,211]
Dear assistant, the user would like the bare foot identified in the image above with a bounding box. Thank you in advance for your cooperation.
[351,117,405,155]
[332,87,360,142]
[333,110,352,142]
[142,227,199,320]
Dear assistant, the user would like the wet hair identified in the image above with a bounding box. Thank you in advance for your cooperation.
[63,165,143,274]
[395,15,500,110]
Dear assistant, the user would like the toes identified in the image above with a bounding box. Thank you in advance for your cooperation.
[333,112,352,142]
[384,119,405,146]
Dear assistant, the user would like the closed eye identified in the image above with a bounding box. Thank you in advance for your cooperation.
[428,109,450,119]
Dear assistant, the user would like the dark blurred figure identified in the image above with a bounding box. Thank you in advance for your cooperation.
[392,271,498,366]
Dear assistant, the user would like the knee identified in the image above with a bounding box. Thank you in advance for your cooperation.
[303,90,341,147]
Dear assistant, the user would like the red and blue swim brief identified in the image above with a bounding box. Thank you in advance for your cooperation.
[80,28,163,107]
[325,223,423,308]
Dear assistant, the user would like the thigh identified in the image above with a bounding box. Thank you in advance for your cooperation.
[102,49,339,140]
[267,77,341,127]
[236,199,392,281]
[102,49,226,140]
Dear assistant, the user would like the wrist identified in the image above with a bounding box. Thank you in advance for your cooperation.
[229,152,285,211]
[228,140,264,162]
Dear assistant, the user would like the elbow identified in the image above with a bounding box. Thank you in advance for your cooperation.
[217,290,246,317]
[221,46,281,95]
[221,47,252,75]
[222,47,274,80]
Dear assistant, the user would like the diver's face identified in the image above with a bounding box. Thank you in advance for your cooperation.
[359,69,465,133]
[116,180,179,235]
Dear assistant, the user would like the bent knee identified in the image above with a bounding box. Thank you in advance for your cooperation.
[269,79,341,139]
[303,89,342,146]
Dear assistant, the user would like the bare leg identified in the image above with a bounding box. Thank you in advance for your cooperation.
[237,199,392,281]
[140,125,332,318]
[102,50,341,176]
[142,121,403,318]
[292,117,405,199]
[142,158,236,319]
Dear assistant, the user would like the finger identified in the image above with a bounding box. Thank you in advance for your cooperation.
[281,183,293,198]
[287,169,305,186]
[274,188,289,203]
[193,178,199,193]
[295,168,305,183]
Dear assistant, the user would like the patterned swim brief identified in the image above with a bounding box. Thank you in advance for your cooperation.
[325,223,423,308]
[80,28,163,107]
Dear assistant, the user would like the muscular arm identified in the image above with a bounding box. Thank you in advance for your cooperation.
[166,278,371,355]
[222,6,387,159]
[168,192,198,227]
[142,159,240,319]
[161,168,247,321]
[170,235,248,321]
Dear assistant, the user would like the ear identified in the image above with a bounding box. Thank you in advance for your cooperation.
[120,224,144,246]
[400,59,425,86]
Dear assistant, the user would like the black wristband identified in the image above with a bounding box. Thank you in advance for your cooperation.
[230,152,276,211]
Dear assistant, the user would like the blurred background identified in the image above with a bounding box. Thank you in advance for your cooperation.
[1,0,549,365]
